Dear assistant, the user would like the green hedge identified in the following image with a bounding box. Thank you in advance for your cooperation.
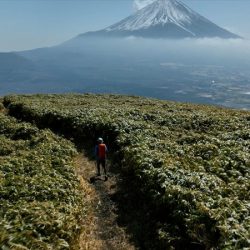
[4,94,250,249]
[0,112,84,249]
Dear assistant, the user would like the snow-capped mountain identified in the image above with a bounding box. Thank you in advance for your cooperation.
[80,0,240,39]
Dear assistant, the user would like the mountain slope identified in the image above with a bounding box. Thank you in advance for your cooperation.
[4,93,250,249]
[80,0,240,39]
[0,52,35,82]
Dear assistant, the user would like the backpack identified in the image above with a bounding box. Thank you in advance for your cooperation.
[98,143,106,159]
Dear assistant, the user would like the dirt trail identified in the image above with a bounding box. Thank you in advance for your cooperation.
[73,150,136,250]
[0,102,137,250]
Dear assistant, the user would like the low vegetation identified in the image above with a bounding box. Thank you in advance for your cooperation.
[0,111,84,249]
[3,94,250,249]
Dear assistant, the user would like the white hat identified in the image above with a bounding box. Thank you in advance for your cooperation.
[97,137,103,142]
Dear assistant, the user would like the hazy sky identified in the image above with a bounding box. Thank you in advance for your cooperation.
[0,0,249,52]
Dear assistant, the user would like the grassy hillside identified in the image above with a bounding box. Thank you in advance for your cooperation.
[4,94,250,249]
[0,110,84,249]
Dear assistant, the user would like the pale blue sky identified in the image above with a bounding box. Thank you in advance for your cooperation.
[0,0,249,52]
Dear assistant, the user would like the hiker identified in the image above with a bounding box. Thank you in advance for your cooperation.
[95,137,108,180]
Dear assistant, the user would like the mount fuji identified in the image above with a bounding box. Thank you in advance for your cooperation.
[1,0,248,110]
[79,0,240,39]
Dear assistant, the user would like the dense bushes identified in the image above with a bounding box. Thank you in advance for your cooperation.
[0,113,84,249]
[4,94,250,249]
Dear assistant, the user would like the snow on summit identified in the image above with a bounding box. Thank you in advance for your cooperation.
[79,0,241,39]
[107,0,195,31]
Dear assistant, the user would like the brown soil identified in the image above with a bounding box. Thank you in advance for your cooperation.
[73,150,137,250]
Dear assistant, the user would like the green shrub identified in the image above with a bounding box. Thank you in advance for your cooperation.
[4,94,250,249]
[0,113,84,249]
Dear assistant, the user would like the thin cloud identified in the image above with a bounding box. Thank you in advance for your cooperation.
[133,0,156,11]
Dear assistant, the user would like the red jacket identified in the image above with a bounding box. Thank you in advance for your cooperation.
[95,143,108,160]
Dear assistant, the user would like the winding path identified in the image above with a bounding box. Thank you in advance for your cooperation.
[73,150,136,250]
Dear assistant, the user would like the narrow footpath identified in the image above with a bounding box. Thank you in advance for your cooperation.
[1,103,138,250]
[73,150,136,250]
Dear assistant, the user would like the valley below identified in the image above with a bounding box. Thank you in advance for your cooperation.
[1,51,249,110]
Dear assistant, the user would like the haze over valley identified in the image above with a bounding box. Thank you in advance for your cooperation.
[0,0,249,110]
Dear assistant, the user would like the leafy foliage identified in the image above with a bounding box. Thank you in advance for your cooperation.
[0,112,84,249]
[4,94,250,249]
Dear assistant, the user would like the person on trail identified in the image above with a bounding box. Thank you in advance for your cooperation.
[95,137,108,180]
